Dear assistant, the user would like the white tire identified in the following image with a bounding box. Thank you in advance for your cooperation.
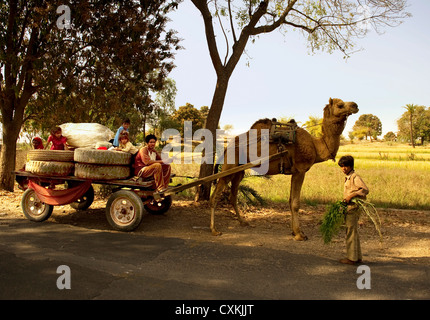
[74,163,131,180]
[25,160,74,176]
[27,150,75,162]
[74,148,131,165]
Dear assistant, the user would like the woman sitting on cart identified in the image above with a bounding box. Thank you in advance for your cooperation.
[132,134,172,192]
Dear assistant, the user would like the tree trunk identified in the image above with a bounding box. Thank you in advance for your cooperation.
[195,74,230,201]
[409,113,415,148]
[0,86,31,191]
[191,0,268,201]
[0,122,20,191]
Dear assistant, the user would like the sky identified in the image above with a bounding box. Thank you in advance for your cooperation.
[167,0,430,137]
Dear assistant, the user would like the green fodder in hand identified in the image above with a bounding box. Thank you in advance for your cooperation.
[352,198,383,242]
[320,201,347,244]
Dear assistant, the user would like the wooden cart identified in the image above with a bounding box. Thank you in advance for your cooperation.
[14,150,288,232]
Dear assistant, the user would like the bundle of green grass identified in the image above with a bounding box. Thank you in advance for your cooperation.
[320,199,382,244]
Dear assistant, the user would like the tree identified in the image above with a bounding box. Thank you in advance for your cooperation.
[352,127,368,141]
[134,100,156,144]
[348,131,355,143]
[0,0,180,190]
[150,78,179,138]
[415,107,430,144]
[190,0,409,200]
[200,105,209,120]
[383,131,397,142]
[172,103,206,135]
[352,114,382,141]
[303,115,323,138]
[222,124,234,135]
[397,105,430,145]
[403,104,417,148]
[155,78,178,118]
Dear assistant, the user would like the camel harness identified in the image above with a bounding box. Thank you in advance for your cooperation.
[269,118,297,174]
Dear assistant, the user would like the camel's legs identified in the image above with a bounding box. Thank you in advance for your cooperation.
[289,171,308,241]
[228,171,248,225]
[209,177,229,236]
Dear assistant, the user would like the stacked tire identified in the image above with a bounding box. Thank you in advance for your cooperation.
[25,150,75,176]
[73,148,131,180]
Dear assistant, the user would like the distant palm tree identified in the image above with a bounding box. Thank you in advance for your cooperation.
[403,104,417,148]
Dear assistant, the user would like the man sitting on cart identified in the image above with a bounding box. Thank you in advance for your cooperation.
[132,134,172,192]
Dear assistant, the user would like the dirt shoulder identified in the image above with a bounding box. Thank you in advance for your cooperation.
[1,188,429,267]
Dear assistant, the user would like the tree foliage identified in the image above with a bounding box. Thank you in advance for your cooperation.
[400,104,417,147]
[150,78,179,138]
[25,1,181,132]
[172,103,208,135]
[352,114,382,141]
[0,0,181,190]
[397,105,430,145]
[303,115,323,137]
[383,131,396,142]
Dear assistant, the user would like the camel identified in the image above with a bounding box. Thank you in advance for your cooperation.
[209,98,359,240]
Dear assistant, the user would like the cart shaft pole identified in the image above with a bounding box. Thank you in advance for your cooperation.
[157,150,289,198]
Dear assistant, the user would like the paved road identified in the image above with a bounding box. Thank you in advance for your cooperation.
[0,218,429,305]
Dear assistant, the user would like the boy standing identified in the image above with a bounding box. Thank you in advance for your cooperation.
[338,155,369,265]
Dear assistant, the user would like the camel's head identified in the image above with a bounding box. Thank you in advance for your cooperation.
[324,98,359,121]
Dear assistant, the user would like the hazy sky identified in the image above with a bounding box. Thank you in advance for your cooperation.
[168,0,430,137]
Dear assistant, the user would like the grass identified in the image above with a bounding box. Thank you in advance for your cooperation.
[320,201,347,244]
[170,141,430,211]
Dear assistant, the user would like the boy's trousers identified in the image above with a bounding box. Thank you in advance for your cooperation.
[345,204,362,261]
[137,163,171,192]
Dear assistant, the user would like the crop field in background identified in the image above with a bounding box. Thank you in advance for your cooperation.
[172,142,430,211]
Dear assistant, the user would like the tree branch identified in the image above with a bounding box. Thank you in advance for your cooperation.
[225,1,269,74]
[191,0,223,74]
[214,0,230,66]
[249,0,298,35]
[228,0,237,43]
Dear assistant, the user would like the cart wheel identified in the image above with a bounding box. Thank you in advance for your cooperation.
[21,189,54,222]
[70,185,94,210]
[144,195,172,215]
[106,190,143,231]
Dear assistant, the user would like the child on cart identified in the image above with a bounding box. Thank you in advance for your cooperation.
[45,126,68,150]
[113,131,139,165]
[112,118,131,147]
[32,137,44,149]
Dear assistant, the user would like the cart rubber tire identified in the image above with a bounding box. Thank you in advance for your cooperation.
[21,189,54,222]
[27,150,75,162]
[144,195,172,215]
[74,148,131,165]
[106,190,143,231]
[74,163,130,180]
[25,160,75,176]
[70,185,94,210]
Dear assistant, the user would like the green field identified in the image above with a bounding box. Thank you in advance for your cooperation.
[172,142,430,210]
